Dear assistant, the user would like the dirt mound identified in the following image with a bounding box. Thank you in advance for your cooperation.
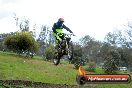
[0,80,80,88]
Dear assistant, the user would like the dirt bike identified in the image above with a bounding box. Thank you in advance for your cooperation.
[53,33,74,65]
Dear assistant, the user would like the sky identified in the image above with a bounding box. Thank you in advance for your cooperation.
[0,0,132,41]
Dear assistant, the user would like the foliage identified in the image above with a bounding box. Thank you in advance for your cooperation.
[79,35,102,65]
[71,43,84,69]
[44,44,57,60]
[98,42,114,60]
[73,56,82,69]
[4,32,39,54]
[117,48,129,67]
[19,17,30,32]
[105,32,118,46]
[79,35,95,46]
[86,62,96,72]
[104,28,132,48]
[73,43,82,57]
[103,50,120,74]
[37,25,55,55]
[0,32,16,51]
[104,26,132,69]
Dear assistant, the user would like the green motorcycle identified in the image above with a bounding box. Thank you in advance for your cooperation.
[53,33,74,65]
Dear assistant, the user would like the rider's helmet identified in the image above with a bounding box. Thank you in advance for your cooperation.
[58,18,64,22]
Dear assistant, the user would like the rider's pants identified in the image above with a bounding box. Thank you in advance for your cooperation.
[53,29,64,45]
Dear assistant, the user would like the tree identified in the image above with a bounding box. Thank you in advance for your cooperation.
[99,42,113,58]
[79,35,95,46]
[79,35,95,63]
[0,32,17,51]
[48,31,55,45]
[103,50,120,74]
[103,27,132,70]
[117,48,129,68]
[104,31,119,46]
[19,17,30,32]
[44,44,56,61]
[4,32,39,54]
[104,28,132,48]
[79,35,102,64]
[71,42,83,69]
[37,25,50,55]
[86,62,96,72]
[37,25,55,55]
[32,24,37,39]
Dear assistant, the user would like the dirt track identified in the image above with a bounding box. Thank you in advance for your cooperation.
[0,80,83,88]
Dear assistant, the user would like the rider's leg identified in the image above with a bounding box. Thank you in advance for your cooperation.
[58,34,68,54]
[56,33,66,55]
[56,29,64,44]
[54,29,64,54]
[56,39,60,49]
[53,33,61,49]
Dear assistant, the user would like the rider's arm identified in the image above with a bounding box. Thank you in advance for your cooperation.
[63,24,73,33]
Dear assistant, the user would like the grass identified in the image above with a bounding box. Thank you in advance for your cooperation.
[0,51,132,88]
[0,52,77,85]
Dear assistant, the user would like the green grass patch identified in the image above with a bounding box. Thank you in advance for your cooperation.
[0,52,77,85]
[83,65,104,74]
[0,51,132,88]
